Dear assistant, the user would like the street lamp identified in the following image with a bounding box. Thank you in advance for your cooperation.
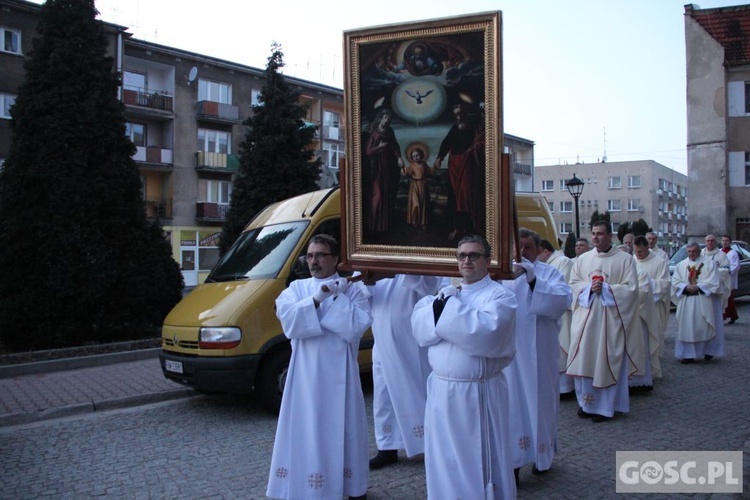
[565,173,585,238]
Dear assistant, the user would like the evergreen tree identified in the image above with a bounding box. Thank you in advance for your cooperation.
[221,43,321,254]
[0,0,183,350]
[617,222,632,243]
[630,218,652,236]
[589,209,611,227]
[563,231,577,259]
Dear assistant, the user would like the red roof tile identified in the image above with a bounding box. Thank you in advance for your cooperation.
[686,3,750,66]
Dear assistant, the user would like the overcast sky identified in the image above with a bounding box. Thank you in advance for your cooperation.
[30,0,748,174]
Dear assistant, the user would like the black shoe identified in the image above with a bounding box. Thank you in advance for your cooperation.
[532,464,550,475]
[680,358,695,364]
[349,495,367,500]
[560,390,576,400]
[369,450,398,470]
[592,414,613,423]
[729,318,737,324]
[704,355,714,361]
[577,407,595,419]
[514,467,520,486]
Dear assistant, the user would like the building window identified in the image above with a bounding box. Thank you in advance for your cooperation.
[608,199,621,212]
[125,122,146,147]
[251,89,262,107]
[746,152,750,186]
[560,201,573,213]
[612,222,620,232]
[560,222,573,234]
[200,179,232,204]
[0,93,16,119]
[323,110,340,128]
[541,180,554,191]
[123,70,146,92]
[322,142,345,170]
[197,128,230,154]
[627,175,641,188]
[746,82,750,114]
[559,179,567,191]
[608,176,621,189]
[1,27,21,54]
[627,199,640,211]
[198,79,232,104]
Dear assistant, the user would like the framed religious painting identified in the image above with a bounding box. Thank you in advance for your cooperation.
[340,11,514,279]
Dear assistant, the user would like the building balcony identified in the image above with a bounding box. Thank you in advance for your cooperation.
[123,88,173,113]
[133,146,173,168]
[322,124,345,141]
[195,152,239,173]
[145,197,172,218]
[513,162,532,175]
[196,202,229,221]
[196,100,240,123]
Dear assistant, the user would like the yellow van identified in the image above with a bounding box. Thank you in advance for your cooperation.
[159,187,558,412]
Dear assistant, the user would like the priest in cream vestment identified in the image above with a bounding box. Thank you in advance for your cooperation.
[566,221,641,421]
[672,242,721,362]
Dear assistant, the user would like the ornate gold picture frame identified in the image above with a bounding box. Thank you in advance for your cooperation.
[341,11,513,279]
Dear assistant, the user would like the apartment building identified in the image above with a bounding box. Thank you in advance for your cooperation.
[1,0,346,286]
[1,0,536,285]
[685,4,750,242]
[535,160,688,253]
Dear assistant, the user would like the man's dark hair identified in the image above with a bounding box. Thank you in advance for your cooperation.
[576,238,589,245]
[540,239,555,253]
[308,234,340,257]
[457,234,491,257]
[592,220,612,234]
[634,235,649,248]
[519,227,541,247]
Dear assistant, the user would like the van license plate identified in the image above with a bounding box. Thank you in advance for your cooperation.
[165,360,183,374]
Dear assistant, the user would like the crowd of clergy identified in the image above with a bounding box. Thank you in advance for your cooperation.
[265,224,739,500]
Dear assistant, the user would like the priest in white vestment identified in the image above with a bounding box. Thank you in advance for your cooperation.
[646,232,669,262]
[633,236,671,380]
[672,242,721,363]
[365,273,445,469]
[412,235,518,499]
[566,220,641,422]
[501,229,571,477]
[702,235,730,357]
[721,235,740,324]
[538,239,575,395]
[629,236,667,388]
[267,234,373,500]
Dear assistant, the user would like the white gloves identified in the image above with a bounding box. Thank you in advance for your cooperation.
[515,258,536,283]
[313,278,350,304]
[438,284,460,300]
[330,278,350,296]
[313,280,336,303]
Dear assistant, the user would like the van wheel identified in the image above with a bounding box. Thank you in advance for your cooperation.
[256,349,290,414]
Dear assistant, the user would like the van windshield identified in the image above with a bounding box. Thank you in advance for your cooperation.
[206,221,310,282]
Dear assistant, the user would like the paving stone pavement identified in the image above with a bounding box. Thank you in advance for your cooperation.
[0,300,749,498]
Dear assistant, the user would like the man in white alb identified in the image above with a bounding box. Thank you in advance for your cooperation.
[412,235,518,499]
[701,234,730,358]
[267,234,372,500]
[502,229,571,479]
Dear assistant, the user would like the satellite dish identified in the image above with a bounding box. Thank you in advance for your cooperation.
[187,66,198,85]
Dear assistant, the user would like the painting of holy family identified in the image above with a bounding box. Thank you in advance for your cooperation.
[340,11,514,278]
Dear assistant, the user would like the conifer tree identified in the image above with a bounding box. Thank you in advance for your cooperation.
[563,231,577,259]
[0,0,183,350]
[220,43,321,254]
